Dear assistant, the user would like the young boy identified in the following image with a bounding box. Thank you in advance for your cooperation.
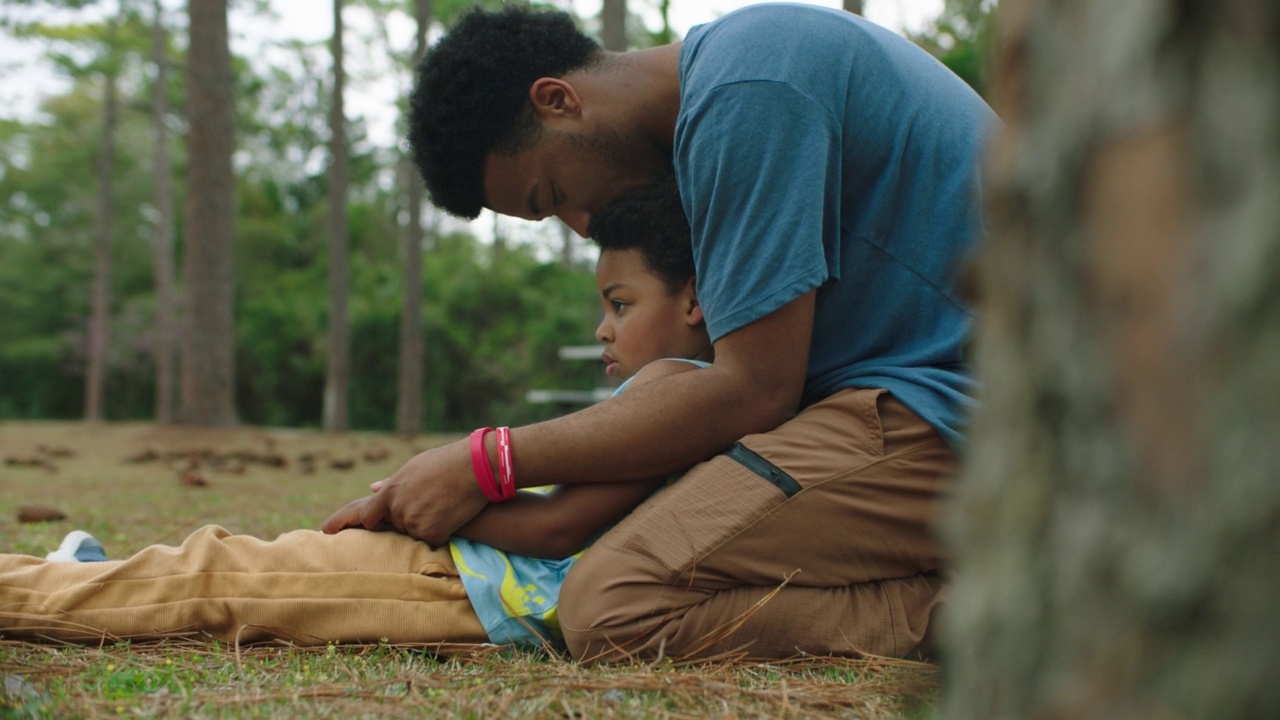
[0,179,708,650]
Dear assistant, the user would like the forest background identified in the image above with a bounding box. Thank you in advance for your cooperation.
[0,0,991,433]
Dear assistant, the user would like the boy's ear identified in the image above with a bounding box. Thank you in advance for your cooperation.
[682,278,704,327]
[529,78,582,120]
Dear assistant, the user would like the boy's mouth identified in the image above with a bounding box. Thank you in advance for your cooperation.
[601,352,619,377]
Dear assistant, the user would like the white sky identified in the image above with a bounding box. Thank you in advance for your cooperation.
[0,0,942,252]
[0,0,941,135]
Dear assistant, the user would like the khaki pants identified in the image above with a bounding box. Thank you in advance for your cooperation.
[0,525,486,645]
[559,388,952,662]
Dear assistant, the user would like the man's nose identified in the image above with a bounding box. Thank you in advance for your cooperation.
[557,209,592,238]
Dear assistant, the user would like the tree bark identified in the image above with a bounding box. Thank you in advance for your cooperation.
[322,0,350,432]
[601,0,626,51]
[84,19,119,424]
[151,0,177,425]
[180,0,237,426]
[396,0,431,436]
[942,0,1280,718]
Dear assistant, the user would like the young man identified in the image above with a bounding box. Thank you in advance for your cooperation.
[324,4,995,662]
[0,183,710,649]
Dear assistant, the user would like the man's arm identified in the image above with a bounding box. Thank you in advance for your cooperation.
[449,358,708,557]
[322,291,815,546]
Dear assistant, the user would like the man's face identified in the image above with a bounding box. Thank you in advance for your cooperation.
[483,124,666,238]
[594,248,709,381]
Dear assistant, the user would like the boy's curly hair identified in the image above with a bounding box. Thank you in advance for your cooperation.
[588,177,695,294]
[409,5,602,220]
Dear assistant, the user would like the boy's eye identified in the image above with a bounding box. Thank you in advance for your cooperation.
[611,300,627,313]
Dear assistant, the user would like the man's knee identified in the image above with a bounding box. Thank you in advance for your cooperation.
[558,542,668,662]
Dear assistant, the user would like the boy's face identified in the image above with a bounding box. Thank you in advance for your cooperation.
[594,248,711,381]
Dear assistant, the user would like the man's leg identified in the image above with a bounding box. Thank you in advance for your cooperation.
[0,525,486,645]
[559,388,952,661]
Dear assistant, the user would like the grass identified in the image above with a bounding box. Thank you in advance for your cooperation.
[0,420,938,718]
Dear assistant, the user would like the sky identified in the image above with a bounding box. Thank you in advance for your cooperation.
[0,0,943,251]
[0,0,942,136]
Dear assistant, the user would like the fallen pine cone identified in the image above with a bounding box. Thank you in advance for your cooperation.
[124,448,161,463]
[17,504,67,523]
[4,456,57,472]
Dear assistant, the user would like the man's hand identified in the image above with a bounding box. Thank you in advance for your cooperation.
[320,439,487,547]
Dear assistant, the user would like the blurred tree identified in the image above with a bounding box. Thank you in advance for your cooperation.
[943,0,1280,718]
[323,0,351,431]
[8,2,152,422]
[149,0,177,424]
[842,0,863,15]
[396,0,431,436]
[911,0,997,96]
[601,0,626,51]
[84,10,121,423]
[181,0,236,425]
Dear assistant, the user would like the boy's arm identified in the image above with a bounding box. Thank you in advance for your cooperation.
[451,480,664,559]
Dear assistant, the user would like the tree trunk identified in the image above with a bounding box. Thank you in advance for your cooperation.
[559,221,574,266]
[396,0,431,436]
[322,0,350,432]
[84,23,119,424]
[842,0,863,15]
[180,0,237,426]
[601,0,626,51]
[151,0,177,425]
[942,1,1280,718]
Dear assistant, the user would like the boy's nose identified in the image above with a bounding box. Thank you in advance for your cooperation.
[594,319,610,342]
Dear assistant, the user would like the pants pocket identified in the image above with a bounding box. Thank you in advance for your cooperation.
[722,442,802,498]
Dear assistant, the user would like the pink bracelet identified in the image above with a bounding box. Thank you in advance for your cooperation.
[469,427,504,503]
[496,426,515,500]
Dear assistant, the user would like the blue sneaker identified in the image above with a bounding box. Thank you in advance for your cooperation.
[45,530,108,562]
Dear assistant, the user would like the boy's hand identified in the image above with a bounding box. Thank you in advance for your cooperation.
[321,440,487,547]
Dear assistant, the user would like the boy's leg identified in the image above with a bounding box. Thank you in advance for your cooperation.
[559,388,952,661]
[0,526,486,645]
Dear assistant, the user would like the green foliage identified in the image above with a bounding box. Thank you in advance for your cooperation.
[231,229,599,432]
[0,2,604,431]
[911,0,998,97]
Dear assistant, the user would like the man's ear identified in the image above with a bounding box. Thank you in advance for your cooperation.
[529,77,582,120]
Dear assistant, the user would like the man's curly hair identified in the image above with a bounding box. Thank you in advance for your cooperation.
[409,5,602,220]
[588,176,695,294]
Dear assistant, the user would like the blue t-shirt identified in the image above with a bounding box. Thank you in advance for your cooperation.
[449,359,711,647]
[675,4,995,446]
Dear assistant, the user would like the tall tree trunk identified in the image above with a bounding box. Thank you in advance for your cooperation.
[559,221,574,266]
[942,1,1280,718]
[396,0,431,436]
[150,0,177,425]
[842,0,863,15]
[84,23,119,424]
[601,0,626,51]
[323,0,350,432]
[180,0,237,426]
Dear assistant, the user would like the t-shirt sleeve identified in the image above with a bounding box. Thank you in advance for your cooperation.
[675,80,842,343]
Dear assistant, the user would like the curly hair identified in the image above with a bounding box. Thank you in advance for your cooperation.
[408,5,602,220]
[588,176,695,294]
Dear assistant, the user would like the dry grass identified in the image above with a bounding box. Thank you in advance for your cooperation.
[0,420,938,718]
